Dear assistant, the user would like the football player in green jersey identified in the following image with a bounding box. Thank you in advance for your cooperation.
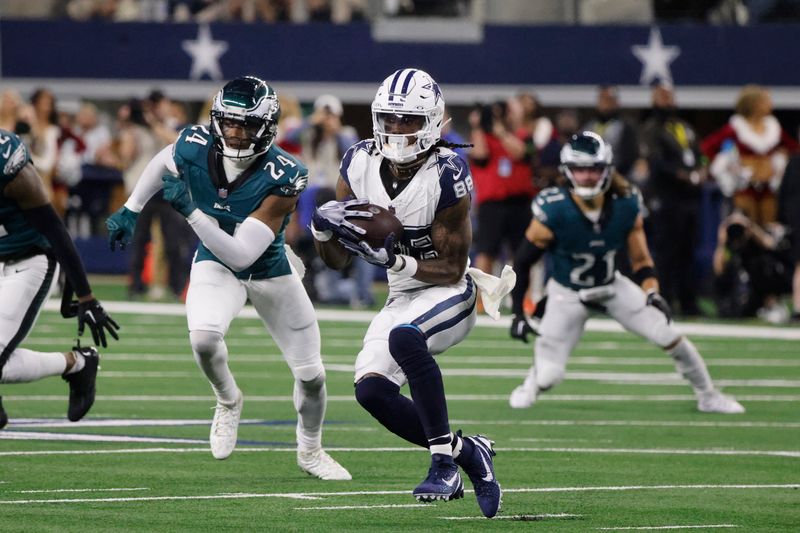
[509,131,744,414]
[0,129,119,428]
[106,77,349,479]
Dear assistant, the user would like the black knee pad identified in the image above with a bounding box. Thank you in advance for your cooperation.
[355,376,399,414]
[388,325,435,381]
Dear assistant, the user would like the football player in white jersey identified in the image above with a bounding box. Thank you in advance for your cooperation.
[106,77,349,480]
[508,132,745,414]
[312,69,505,518]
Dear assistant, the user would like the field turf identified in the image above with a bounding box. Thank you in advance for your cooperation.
[1,298,798,531]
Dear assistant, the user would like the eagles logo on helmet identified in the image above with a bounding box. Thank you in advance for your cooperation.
[559,131,614,200]
[210,75,281,160]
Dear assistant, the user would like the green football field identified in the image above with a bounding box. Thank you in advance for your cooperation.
[1,298,799,532]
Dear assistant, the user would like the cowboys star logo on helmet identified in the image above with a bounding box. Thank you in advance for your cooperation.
[371,68,445,164]
[210,75,281,159]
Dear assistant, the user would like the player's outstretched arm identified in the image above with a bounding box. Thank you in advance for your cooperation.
[107,145,177,251]
[9,164,120,346]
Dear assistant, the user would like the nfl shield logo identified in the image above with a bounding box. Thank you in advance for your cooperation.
[218,188,228,199]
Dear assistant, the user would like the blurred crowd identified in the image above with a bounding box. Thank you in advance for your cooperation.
[2,81,799,323]
[4,0,800,24]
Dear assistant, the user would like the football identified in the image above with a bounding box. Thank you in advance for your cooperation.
[345,203,404,248]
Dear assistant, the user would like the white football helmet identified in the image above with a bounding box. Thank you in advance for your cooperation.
[371,68,445,164]
[560,131,614,199]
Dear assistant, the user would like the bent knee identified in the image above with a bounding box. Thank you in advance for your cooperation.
[189,330,224,358]
[295,363,326,386]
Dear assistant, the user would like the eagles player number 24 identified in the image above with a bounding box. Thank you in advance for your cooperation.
[264,154,296,180]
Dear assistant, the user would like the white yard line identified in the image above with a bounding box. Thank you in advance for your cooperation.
[6,394,800,402]
[440,513,582,520]
[9,418,799,430]
[1,484,796,505]
[295,504,430,511]
[0,432,208,444]
[40,300,800,340]
[13,488,149,494]
[596,526,739,530]
[1,445,798,458]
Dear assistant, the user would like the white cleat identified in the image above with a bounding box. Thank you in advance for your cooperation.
[697,390,745,414]
[509,384,536,409]
[297,449,352,480]
[210,390,243,460]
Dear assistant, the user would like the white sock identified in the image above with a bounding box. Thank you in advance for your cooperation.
[451,432,463,459]
[295,374,326,452]
[667,338,714,394]
[189,331,239,404]
[0,349,67,383]
[429,433,453,456]
[65,351,85,375]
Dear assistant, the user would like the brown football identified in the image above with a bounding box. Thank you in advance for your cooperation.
[345,203,404,248]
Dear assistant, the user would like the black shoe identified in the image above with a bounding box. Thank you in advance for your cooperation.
[0,396,8,429]
[454,430,502,518]
[412,454,464,502]
[62,346,100,422]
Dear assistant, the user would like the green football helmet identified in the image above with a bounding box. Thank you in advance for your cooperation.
[210,76,280,159]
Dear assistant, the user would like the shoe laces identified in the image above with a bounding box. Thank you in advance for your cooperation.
[212,404,238,437]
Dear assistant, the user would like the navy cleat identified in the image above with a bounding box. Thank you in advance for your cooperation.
[0,396,7,429]
[455,431,502,518]
[412,453,465,502]
[62,346,100,422]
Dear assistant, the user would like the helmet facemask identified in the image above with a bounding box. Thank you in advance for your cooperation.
[372,111,433,164]
[559,131,614,200]
[210,76,280,160]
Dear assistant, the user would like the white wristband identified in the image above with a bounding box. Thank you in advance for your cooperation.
[310,222,333,242]
[389,255,418,277]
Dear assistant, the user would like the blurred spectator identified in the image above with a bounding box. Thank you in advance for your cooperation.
[384,0,470,17]
[712,211,792,322]
[517,92,561,189]
[440,109,469,160]
[702,85,798,226]
[0,90,31,136]
[469,98,536,279]
[74,103,113,166]
[778,153,800,321]
[639,83,705,317]
[109,98,193,301]
[275,92,303,156]
[24,88,62,211]
[285,95,372,307]
[583,85,640,180]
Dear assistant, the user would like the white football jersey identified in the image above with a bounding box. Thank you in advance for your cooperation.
[340,140,473,293]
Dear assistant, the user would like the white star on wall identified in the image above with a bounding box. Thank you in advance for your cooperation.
[182,24,228,80]
[631,27,681,86]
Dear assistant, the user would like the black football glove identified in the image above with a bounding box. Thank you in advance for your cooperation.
[646,290,673,324]
[510,314,538,343]
[77,299,120,348]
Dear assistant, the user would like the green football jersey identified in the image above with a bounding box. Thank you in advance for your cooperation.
[0,129,51,258]
[534,186,641,290]
[172,125,308,279]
